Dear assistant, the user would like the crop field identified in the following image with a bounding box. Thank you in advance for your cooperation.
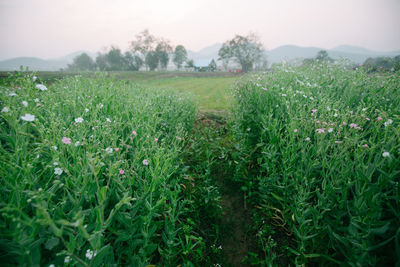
[0,64,399,266]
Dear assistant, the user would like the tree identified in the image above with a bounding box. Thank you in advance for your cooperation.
[95,53,108,70]
[145,51,159,71]
[218,33,264,72]
[173,45,187,69]
[155,39,172,70]
[123,51,143,71]
[105,47,125,71]
[315,50,333,62]
[67,53,96,71]
[185,59,195,68]
[130,29,156,70]
[208,59,217,71]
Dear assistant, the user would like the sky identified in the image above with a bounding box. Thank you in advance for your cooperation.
[0,0,399,59]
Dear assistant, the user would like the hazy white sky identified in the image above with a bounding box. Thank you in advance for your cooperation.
[0,0,399,59]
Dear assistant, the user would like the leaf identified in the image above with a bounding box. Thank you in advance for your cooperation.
[44,237,59,250]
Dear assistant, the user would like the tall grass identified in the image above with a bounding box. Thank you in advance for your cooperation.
[231,62,400,265]
[0,73,203,266]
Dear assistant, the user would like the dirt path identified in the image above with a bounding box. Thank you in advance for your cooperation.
[195,112,256,266]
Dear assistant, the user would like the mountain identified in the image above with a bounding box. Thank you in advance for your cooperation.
[267,45,400,64]
[187,43,221,66]
[0,51,95,71]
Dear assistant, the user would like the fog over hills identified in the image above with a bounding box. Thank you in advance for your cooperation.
[0,44,399,71]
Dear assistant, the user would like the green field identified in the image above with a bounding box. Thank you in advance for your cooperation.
[0,66,399,266]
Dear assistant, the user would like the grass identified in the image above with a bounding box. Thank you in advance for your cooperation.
[136,76,237,111]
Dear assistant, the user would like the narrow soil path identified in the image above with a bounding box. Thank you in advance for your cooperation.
[195,112,256,266]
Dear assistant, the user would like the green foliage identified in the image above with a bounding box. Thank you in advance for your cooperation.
[173,45,188,70]
[363,56,399,72]
[230,62,400,265]
[0,73,220,266]
[208,59,217,72]
[218,33,264,72]
[67,53,96,71]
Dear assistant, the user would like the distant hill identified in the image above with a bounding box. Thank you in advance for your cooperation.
[0,51,95,71]
[267,45,400,64]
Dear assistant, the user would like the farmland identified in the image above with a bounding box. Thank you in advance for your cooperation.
[0,65,399,266]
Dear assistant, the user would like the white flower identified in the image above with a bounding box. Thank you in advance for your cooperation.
[384,119,393,127]
[362,108,367,111]
[99,104,104,108]
[33,76,37,81]
[53,162,59,166]
[327,106,331,111]
[85,108,89,113]
[382,152,390,158]
[333,113,338,117]
[20,113,35,121]
[54,167,63,175]
[49,264,55,267]
[75,141,80,147]
[34,98,40,102]
[8,92,17,96]
[52,146,58,150]
[105,147,113,154]
[75,117,84,123]
[328,128,333,133]
[36,84,48,91]
[1,107,9,113]
[309,96,314,100]
[85,249,96,260]
[106,118,111,123]
[64,256,71,263]
[281,93,287,97]
[22,101,28,107]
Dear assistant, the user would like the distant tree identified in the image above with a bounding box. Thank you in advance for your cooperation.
[315,50,333,62]
[95,53,108,70]
[145,51,159,71]
[173,45,187,69]
[394,55,400,71]
[363,57,394,72]
[155,39,172,70]
[185,59,195,68]
[123,51,143,71]
[67,53,96,71]
[105,47,125,71]
[208,59,217,71]
[254,53,268,71]
[218,33,264,72]
[130,29,156,70]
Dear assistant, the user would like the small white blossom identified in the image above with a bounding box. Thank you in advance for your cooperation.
[20,113,35,121]
[22,101,28,107]
[328,128,333,133]
[49,264,55,267]
[36,84,47,91]
[105,147,113,154]
[8,92,17,96]
[327,106,331,111]
[75,117,84,123]
[53,162,59,166]
[33,76,37,81]
[64,256,71,263]
[52,146,58,150]
[384,119,393,127]
[99,104,104,108]
[1,107,9,113]
[106,118,111,123]
[54,167,63,175]
[34,98,40,102]
[85,249,96,260]
[382,152,390,158]
[75,141,80,147]
[333,113,338,117]
[85,108,89,112]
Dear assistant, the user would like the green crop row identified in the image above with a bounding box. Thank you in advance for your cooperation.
[230,62,400,266]
[0,72,217,266]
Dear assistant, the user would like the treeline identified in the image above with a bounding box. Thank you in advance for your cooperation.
[66,30,191,71]
[303,50,400,72]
